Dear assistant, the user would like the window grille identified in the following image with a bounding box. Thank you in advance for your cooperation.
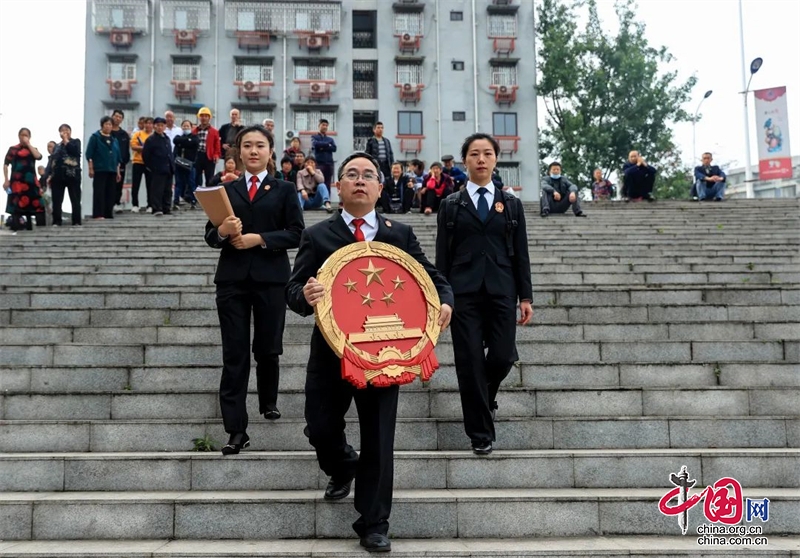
[107,61,136,80]
[92,0,149,32]
[353,61,377,99]
[395,63,423,85]
[488,14,516,37]
[393,12,423,36]
[159,1,211,32]
[294,60,336,81]
[237,108,274,126]
[495,164,520,187]
[294,110,337,132]
[172,57,201,81]
[491,65,517,86]
[235,61,274,82]
[224,2,341,34]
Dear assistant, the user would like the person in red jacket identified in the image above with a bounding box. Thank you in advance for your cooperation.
[193,107,221,187]
[420,161,453,215]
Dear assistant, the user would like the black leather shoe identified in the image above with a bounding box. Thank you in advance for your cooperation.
[324,475,354,500]
[490,401,498,422]
[221,432,250,456]
[263,409,281,420]
[472,441,493,455]
[360,533,391,552]
[575,211,587,217]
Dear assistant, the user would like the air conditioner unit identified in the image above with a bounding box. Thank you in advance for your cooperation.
[402,83,414,91]
[310,82,326,94]
[110,31,132,46]
[175,81,190,91]
[307,36,321,48]
[242,80,259,92]
[285,130,299,141]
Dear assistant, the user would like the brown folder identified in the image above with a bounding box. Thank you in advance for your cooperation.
[195,185,234,226]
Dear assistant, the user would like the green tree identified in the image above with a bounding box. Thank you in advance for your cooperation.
[536,0,697,192]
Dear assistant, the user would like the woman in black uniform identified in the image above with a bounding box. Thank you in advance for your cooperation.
[204,125,304,455]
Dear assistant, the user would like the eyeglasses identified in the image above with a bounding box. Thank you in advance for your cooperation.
[342,170,380,182]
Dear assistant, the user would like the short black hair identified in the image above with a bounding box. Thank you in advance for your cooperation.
[410,158,424,171]
[99,116,113,127]
[305,154,316,163]
[112,109,124,118]
[58,124,72,132]
[234,124,275,150]
[180,119,193,127]
[460,132,500,161]
[430,161,442,169]
[319,118,329,125]
[374,121,383,127]
[144,117,154,124]
[280,156,293,165]
[548,161,562,171]
[337,151,381,181]
[702,151,713,157]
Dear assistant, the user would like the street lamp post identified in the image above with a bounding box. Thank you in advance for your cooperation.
[692,90,713,165]
[738,0,763,198]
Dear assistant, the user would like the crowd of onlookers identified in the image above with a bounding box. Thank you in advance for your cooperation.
[3,109,729,231]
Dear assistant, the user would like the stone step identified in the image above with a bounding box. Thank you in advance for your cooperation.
[1,320,797,346]
[1,537,798,557]
[2,340,796,368]
[1,488,798,540]
[2,386,798,421]
[1,449,798,492]
[1,416,798,452]
[4,305,798,327]
[3,363,799,393]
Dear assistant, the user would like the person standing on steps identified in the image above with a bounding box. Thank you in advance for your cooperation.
[286,151,453,553]
[204,124,304,457]
[85,117,122,221]
[435,132,533,456]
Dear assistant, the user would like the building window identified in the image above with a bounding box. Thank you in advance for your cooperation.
[234,59,273,82]
[393,12,423,36]
[495,163,520,188]
[452,61,464,71]
[452,111,466,121]
[353,111,378,151]
[395,62,423,85]
[160,1,211,32]
[107,59,136,81]
[224,2,341,34]
[294,110,337,132]
[492,113,517,137]
[450,11,463,21]
[353,61,378,99]
[488,14,517,37]
[491,65,517,86]
[92,0,149,32]
[294,59,335,81]
[353,10,376,48]
[398,111,423,135]
[236,108,274,126]
[172,56,201,80]
[168,108,198,125]
[236,11,257,31]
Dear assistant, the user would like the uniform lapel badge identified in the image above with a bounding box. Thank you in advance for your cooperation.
[385,219,392,228]
[264,184,271,191]
[494,202,504,213]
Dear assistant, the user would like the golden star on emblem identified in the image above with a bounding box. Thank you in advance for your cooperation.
[361,292,375,307]
[381,291,395,306]
[359,259,385,286]
[392,275,405,290]
[343,278,358,293]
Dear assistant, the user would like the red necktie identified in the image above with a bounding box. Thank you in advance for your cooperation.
[352,218,366,241]
[249,175,259,201]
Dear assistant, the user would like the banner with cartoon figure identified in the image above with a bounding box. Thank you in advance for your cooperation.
[754,87,792,180]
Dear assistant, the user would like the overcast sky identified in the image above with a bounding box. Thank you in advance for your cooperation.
[1,0,798,203]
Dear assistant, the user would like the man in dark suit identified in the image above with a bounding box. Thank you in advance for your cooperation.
[205,125,305,455]
[435,132,533,456]
[142,117,175,216]
[286,151,453,553]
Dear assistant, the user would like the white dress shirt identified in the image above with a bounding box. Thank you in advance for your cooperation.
[244,169,269,187]
[340,208,378,241]
[466,180,496,210]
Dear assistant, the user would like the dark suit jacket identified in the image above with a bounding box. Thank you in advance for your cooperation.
[435,187,532,301]
[142,133,174,175]
[204,175,304,284]
[286,213,454,372]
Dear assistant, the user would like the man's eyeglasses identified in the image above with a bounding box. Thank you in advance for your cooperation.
[342,169,380,182]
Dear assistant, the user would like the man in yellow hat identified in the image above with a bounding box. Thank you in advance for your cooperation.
[192,107,221,187]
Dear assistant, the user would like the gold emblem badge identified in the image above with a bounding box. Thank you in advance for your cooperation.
[385,220,392,227]
[495,202,504,213]
[315,242,442,388]
[264,185,271,191]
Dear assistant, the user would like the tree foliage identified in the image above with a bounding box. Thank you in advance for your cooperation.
[536,0,697,196]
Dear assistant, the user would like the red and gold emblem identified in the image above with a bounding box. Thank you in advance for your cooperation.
[315,241,442,388]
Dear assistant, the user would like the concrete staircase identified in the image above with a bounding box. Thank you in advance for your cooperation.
[1,199,799,557]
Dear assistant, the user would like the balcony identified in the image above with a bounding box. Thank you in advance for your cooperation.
[397,135,424,156]
[496,136,520,157]
[299,82,333,102]
[171,80,198,101]
[236,31,271,52]
[491,84,518,106]
[397,33,421,54]
[92,0,149,34]
[173,29,198,51]
[107,79,135,100]
[237,80,271,101]
[492,37,515,55]
[396,82,423,105]
[297,32,332,51]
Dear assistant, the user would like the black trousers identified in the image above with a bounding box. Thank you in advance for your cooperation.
[420,189,444,213]
[450,288,518,444]
[216,280,286,434]
[195,152,216,187]
[92,171,116,218]
[51,176,82,225]
[150,172,173,213]
[318,162,335,191]
[305,369,399,537]
[131,163,150,208]
[378,188,413,214]
[627,176,655,199]
[115,164,127,205]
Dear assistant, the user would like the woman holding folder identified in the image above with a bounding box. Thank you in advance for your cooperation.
[203,124,305,455]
